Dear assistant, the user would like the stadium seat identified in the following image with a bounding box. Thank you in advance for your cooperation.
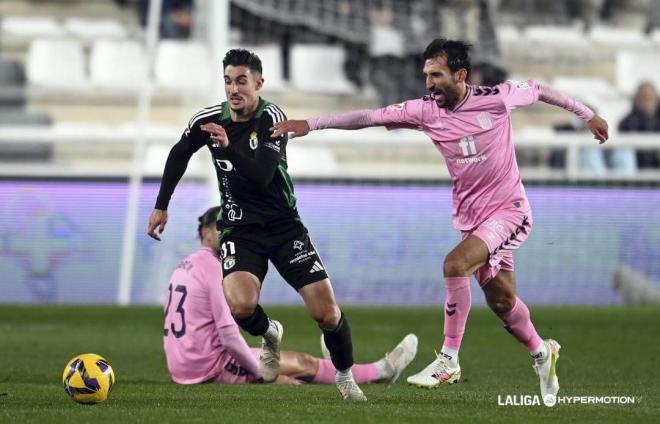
[496,25,522,45]
[286,145,338,176]
[154,41,213,94]
[26,39,88,89]
[523,25,590,49]
[589,25,650,48]
[63,18,128,41]
[0,16,64,40]
[90,40,147,90]
[239,44,287,92]
[649,29,660,45]
[290,44,355,94]
[551,76,618,103]
[596,98,631,133]
[616,50,660,95]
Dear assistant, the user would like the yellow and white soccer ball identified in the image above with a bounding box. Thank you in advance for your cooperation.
[62,353,115,404]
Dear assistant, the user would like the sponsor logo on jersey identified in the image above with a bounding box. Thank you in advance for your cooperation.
[223,255,236,270]
[215,159,234,171]
[455,155,487,164]
[226,203,243,221]
[293,240,304,250]
[249,131,258,150]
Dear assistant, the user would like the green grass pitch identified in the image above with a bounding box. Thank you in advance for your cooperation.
[1,306,659,423]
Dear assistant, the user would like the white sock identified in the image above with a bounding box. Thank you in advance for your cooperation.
[374,358,389,380]
[530,342,548,363]
[336,368,354,382]
[263,320,279,344]
[440,346,459,365]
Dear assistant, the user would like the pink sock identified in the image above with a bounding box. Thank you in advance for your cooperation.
[311,359,378,384]
[443,277,472,350]
[500,297,543,351]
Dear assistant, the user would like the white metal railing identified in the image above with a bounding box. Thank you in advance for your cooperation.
[1,124,659,181]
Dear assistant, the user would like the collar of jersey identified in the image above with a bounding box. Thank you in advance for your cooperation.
[220,97,269,122]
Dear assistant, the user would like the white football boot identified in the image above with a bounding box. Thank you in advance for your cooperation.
[406,352,461,389]
[533,339,561,406]
[260,320,283,383]
[381,334,419,383]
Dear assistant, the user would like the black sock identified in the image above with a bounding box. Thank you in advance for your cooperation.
[321,312,354,371]
[234,304,269,336]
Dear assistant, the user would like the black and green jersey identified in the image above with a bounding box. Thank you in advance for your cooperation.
[155,98,298,227]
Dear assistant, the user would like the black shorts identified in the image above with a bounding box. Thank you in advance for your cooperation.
[218,219,329,291]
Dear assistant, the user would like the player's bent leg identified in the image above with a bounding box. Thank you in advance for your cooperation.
[223,271,261,319]
[279,351,319,381]
[224,272,283,383]
[299,279,366,401]
[484,270,560,404]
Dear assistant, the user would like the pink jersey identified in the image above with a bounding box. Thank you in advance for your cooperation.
[163,247,248,384]
[307,81,593,230]
[377,80,541,230]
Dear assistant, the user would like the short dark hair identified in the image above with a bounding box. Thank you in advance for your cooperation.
[423,38,472,74]
[197,206,221,240]
[222,48,262,75]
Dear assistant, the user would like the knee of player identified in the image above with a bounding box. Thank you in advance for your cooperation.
[229,301,259,319]
[311,305,341,328]
[443,256,471,277]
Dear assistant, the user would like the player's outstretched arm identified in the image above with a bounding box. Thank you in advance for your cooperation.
[147,209,168,241]
[536,83,608,143]
[270,108,395,139]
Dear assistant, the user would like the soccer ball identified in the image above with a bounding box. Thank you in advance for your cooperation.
[62,353,115,404]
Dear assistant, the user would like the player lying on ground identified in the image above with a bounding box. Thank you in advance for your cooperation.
[163,206,418,385]
[271,38,609,403]
[149,49,372,400]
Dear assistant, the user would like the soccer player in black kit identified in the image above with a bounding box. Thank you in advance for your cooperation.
[147,49,366,400]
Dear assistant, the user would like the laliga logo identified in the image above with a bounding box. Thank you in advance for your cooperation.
[544,394,557,407]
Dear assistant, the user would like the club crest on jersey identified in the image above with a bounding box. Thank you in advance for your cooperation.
[478,112,492,129]
[223,255,236,270]
[249,131,258,150]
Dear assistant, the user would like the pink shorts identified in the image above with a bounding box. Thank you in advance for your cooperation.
[462,208,532,286]
[209,348,261,384]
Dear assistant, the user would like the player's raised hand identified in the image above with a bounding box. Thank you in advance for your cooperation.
[200,123,229,148]
[271,120,310,139]
[147,209,168,241]
[587,114,609,144]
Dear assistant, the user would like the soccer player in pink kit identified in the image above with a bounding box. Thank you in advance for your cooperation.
[271,39,609,402]
[163,206,418,385]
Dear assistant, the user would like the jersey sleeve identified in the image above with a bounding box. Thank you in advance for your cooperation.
[497,80,540,112]
[374,99,428,131]
[259,104,288,159]
[154,118,208,209]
